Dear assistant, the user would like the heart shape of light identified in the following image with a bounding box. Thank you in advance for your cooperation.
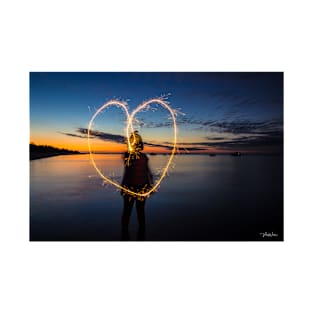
[87,98,177,198]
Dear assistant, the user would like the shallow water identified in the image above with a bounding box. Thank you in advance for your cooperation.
[30,154,283,241]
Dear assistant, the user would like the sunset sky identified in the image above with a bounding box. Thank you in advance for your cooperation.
[30,72,283,154]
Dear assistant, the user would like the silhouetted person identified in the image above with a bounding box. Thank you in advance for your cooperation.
[120,131,153,240]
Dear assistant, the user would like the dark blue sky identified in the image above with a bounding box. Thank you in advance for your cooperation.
[30,72,283,153]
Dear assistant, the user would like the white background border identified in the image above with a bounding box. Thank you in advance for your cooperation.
[1,1,312,312]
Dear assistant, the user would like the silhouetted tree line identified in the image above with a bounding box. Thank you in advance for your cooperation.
[30,143,80,160]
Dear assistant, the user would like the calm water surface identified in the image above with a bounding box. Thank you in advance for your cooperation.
[30,154,283,241]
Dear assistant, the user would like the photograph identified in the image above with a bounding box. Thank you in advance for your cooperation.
[30,72,283,241]
[3,1,313,312]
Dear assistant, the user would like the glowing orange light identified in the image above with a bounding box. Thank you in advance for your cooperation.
[87,97,177,197]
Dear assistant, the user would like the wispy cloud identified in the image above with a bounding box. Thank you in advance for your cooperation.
[59,132,91,139]
[204,118,283,135]
[76,128,126,144]
[62,128,174,150]
[176,118,283,152]
[177,132,282,152]
[61,116,283,153]
[142,117,283,140]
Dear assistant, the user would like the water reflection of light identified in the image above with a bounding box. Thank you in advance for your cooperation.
[30,154,283,241]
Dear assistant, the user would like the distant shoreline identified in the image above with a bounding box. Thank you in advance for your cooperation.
[30,144,82,161]
[30,143,283,160]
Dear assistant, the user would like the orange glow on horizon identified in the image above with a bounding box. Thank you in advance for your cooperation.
[29,136,271,155]
[30,134,274,155]
[30,135,176,154]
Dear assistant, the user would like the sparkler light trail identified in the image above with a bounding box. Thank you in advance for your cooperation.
[87,97,177,198]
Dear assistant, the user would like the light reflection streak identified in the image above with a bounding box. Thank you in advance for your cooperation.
[87,97,177,198]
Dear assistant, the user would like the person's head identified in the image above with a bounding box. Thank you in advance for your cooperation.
[128,131,144,153]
